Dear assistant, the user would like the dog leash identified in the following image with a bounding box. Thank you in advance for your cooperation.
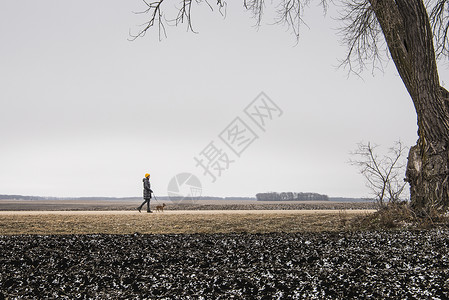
[153,193,162,204]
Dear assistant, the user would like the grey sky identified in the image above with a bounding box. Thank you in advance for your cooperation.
[0,1,443,198]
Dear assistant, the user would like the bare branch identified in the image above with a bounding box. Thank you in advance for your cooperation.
[350,140,409,207]
[130,0,228,40]
[172,0,197,33]
[244,0,265,27]
[429,0,449,59]
[130,0,449,70]
[129,0,167,41]
[273,0,307,41]
[244,0,320,41]
[337,0,387,76]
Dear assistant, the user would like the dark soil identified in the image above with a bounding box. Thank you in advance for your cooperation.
[0,200,377,211]
[1,231,448,299]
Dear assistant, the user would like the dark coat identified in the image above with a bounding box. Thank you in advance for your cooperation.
[143,177,153,200]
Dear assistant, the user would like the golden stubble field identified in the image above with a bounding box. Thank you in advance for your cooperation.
[0,210,375,235]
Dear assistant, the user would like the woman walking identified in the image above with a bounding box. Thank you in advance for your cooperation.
[138,173,153,213]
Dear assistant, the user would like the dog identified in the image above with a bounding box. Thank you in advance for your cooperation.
[156,203,166,212]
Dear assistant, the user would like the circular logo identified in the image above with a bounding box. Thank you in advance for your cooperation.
[167,173,202,204]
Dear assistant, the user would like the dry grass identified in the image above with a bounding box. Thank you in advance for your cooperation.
[0,211,373,235]
[349,202,449,230]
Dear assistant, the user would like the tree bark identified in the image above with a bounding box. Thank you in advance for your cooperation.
[369,0,449,213]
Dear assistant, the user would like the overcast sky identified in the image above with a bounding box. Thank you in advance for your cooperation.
[1,1,447,198]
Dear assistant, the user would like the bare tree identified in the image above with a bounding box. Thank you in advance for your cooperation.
[131,0,449,213]
[350,141,408,207]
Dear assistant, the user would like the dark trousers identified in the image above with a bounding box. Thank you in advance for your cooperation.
[139,198,151,212]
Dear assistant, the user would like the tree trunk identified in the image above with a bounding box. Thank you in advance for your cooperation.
[369,0,449,213]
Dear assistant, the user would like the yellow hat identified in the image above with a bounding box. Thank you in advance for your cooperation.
[145,173,150,178]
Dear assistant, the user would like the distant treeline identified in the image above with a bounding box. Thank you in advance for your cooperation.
[256,192,329,201]
[0,195,47,200]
